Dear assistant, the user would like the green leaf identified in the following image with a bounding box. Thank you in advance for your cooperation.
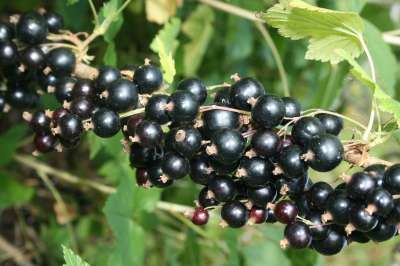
[363,20,397,96]
[104,42,118,66]
[150,18,181,83]
[224,229,240,266]
[67,0,80,5]
[99,0,124,42]
[335,0,366,13]
[0,124,27,166]
[263,0,364,64]
[86,131,124,159]
[225,17,254,62]
[286,249,322,266]
[0,171,34,209]
[62,245,91,266]
[182,6,215,75]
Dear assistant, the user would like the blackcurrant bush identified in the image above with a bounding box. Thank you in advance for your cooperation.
[274,200,298,224]
[308,182,333,211]
[249,207,267,224]
[365,164,385,187]
[134,120,164,147]
[251,95,285,128]
[236,157,273,187]
[96,66,121,91]
[207,129,245,164]
[34,133,56,153]
[366,188,394,217]
[349,205,378,232]
[69,97,94,119]
[292,117,325,146]
[384,164,400,194]
[105,79,138,111]
[161,152,190,180]
[46,48,76,76]
[316,113,343,136]
[282,222,311,249]
[202,109,240,138]
[230,77,265,110]
[166,126,202,158]
[167,91,199,123]
[190,155,214,185]
[91,108,120,138]
[72,79,96,99]
[346,172,376,200]
[208,175,237,202]
[21,46,45,68]
[44,12,64,33]
[191,207,209,225]
[0,41,18,65]
[305,134,343,172]
[247,184,277,207]
[365,220,397,242]
[0,22,14,42]
[221,201,248,228]
[250,129,280,158]
[198,187,219,208]
[277,145,308,177]
[177,78,207,104]
[17,11,48,45]
[324,192,351,225]
[129,143,163,168]
[312,226,347,256]
[282,97,301,122]
[145,94,170,124]
[133,64,163,94]
[147,160,173,188]
[55,77,75,103]
[57,113,83,140]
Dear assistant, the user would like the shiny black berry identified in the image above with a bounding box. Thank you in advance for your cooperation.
[274,200,298,224]
[346,172,376,200]
[0,22,14,42]
[145,94,170,124]
[292,117,325,146]
[91,108,120,138]
[46,48,76,76]
[221,201,248,228]
[190,155,213,185]
[166,126,202,158]
[134,120,164,147]
[161,152,190,180]
[367,188,394,217]
[129,143,163,168]
[168,91,199,123]
[202,109,240,138]
[96,66,121,91]
[6,87,39,109]
[316,113,343,136]
[282,97,301,122]
[0,41,18,65]
[57,113,83,140]
[214,89,232,106]
[324,192,351,225]
[384,164,400,194]
[208,175,237,202]
[348,231,370,244]
[250,129,280,157]
[307,212,330,240]
[21,46,45,68]
[0,93,6,112]
[198,187,219,208]
[44,12,64,33]
[17,11,48,45]
[105,79,138,111]
[72,79,96,99]
[277,145,308,177]
[308,182,333,211]
[191,207,209,225]
[27,110,51,133]
[305,134,343,172]
[365,164,385,187]
[55,77,75,103]
[312,226,347,256]
[69,97,94,119]
[236,157,273,187]
[251,95,285,128]
[283,222,312,249]
[51,108,69,124]
[147,160,173,188]
[207,129,245,164]
[247,184,277,207]
[365,220,397,242]
[177,78,207,104]
[133,64,163,94]
[209,158,239,175]
[34,133,56,153]
[230,77,265,110]
[124,115,143,137]
[387,199,400,224]
[349,205,378,232]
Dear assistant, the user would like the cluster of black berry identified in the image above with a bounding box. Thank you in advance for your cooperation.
[2,10,399,257]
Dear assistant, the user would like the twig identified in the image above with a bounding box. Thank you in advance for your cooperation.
[88,0,99,26]
[0,235,33,266]
[255,22,290,96]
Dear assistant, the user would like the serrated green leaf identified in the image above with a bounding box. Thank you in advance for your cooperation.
[99,0,124,42]
[0,124,27,166]
[62,245,91,266]
[150,18,181,83]
[182,6,215,76]
[263,0,364,64]
[0,171,34,209]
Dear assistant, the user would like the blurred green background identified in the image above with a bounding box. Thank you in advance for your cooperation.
[1,0,400,265]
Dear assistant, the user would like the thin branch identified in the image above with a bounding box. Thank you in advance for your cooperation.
[255,22,290,96]
[0,235,33,266]
[88,0,99,26]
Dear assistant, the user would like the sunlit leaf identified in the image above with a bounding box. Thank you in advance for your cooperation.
[62,245,91,266]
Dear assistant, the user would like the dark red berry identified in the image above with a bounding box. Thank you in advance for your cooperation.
[274,200,298,224]
[249,207,267,224]
[136,168,150,187]
[191,207,209,225]
[34,133,56,153]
